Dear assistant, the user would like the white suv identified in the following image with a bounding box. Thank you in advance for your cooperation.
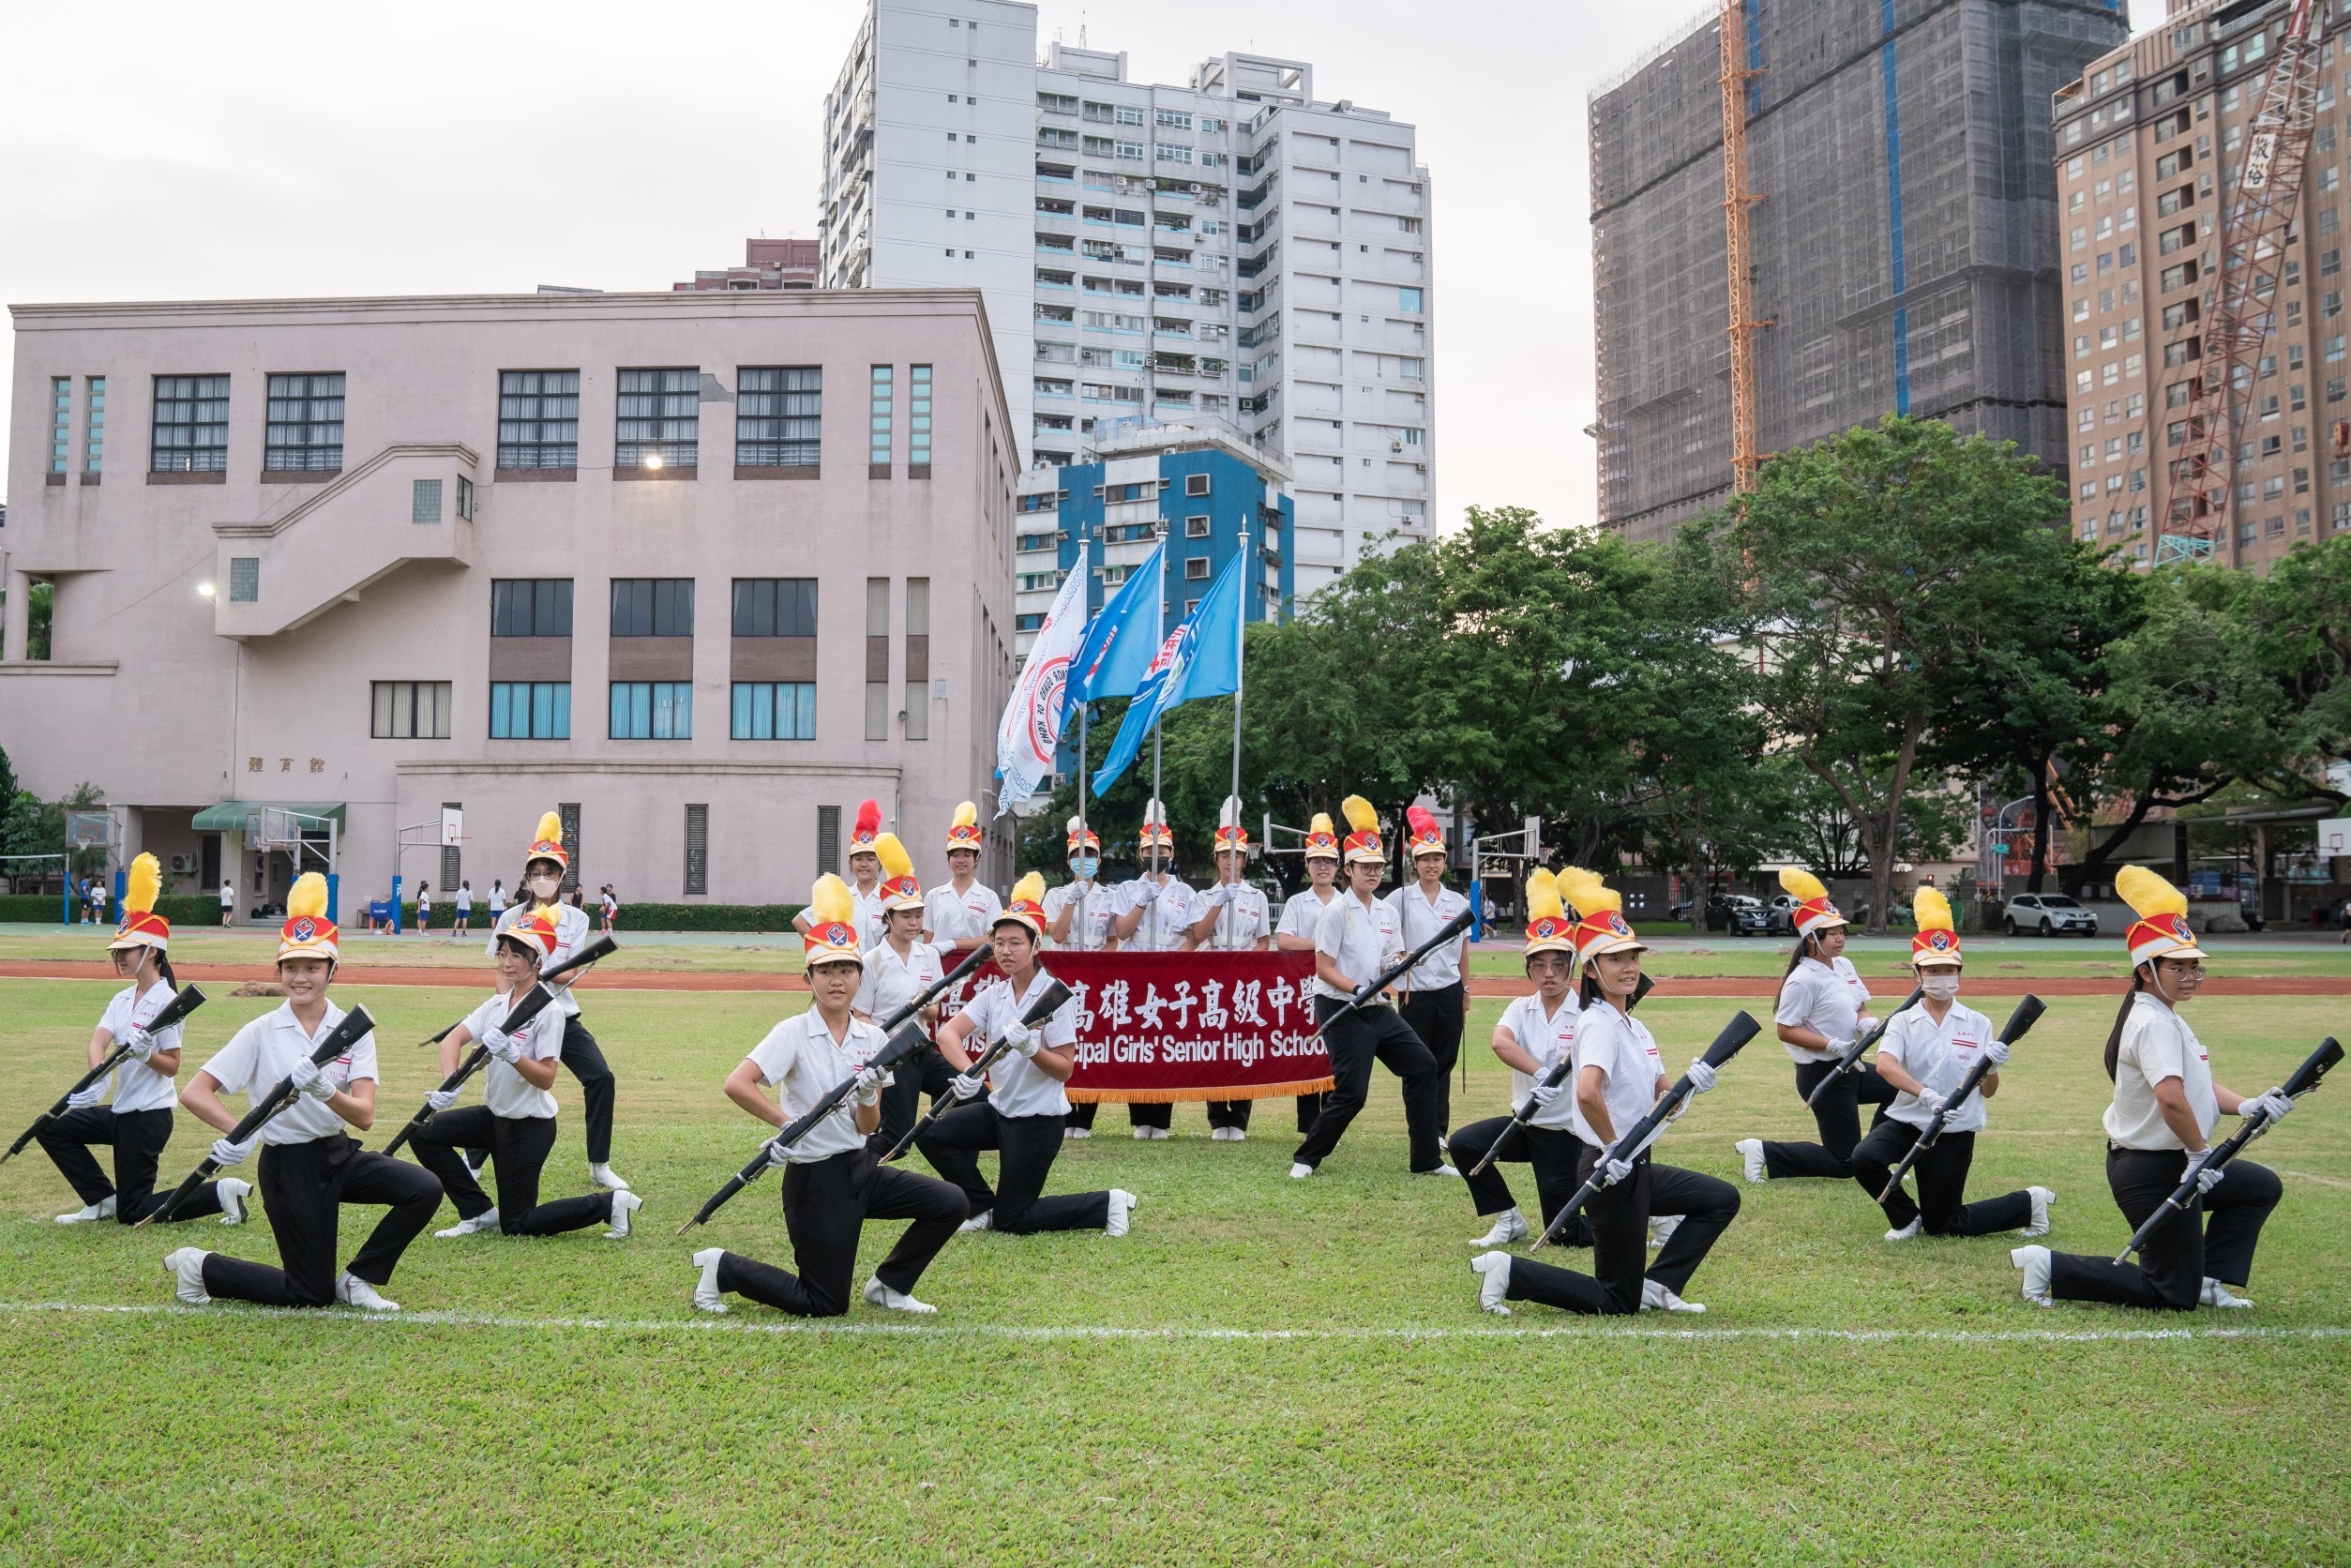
[2002,893,2099,938]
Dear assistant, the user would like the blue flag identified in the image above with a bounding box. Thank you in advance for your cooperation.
[1089,550,1244,794]
[1069,539,1164,702]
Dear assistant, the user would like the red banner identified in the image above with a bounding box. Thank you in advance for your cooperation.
[941,951,1333,1104]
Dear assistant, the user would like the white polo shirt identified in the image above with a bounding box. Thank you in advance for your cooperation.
[1277,886,1339,943]
[459,988,565,1120]
[924,881,1003,949]
[486,901,596,1019]
[1879,1001,1995,1135]
[744,1010,891,1164]
[1313,888,1402,1002]
[2104,992,2218,1152]
[1386,882,1470,989]
[856,938,944,1030]
[1499,989,1582,1130]
[455,887,473,915]
[1774,956,1873,1064]
[201,1001,377,1145]
[1196,882,1272,950]
[1121,875,1197,952]
[1044,880,1122,951]
[1568,1002,1667,1155]
[97,980,188,1115]
[957,969,1079,1119]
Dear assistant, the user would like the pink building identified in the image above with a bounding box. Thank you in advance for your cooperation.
[2,288,1019,913]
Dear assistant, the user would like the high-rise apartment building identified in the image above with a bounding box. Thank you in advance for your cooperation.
[1590,0,2126,545]
[2057,0,2351,570]
[820,0,1434,586]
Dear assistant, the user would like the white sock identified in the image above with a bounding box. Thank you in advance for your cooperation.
[605,1189,643,1239]
[2011,1244,2054,1307]
[1107,1188,1138,1238]
[216,1179,250,1227]
[1470,1250,1513,1315]
[1736,1138,1767,1184]
[2020,1186,2056,1239]
[164,1246,211,1305]
[691,1247,729,1314]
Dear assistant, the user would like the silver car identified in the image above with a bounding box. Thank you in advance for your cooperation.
[2002,893,2099,938]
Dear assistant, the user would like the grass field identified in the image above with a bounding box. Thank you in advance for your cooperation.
[1,976,2346,1563]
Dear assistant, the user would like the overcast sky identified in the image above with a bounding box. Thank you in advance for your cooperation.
[0,0,2168,530]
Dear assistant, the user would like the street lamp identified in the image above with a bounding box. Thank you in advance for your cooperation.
[196,581,215,598]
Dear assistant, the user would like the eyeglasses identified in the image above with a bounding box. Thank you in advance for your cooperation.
[2159,961,2207,979]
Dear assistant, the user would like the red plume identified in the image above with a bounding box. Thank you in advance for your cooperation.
[1406,805,1439,837]
[854,799,882,838]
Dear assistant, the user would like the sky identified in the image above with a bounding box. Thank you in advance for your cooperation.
[0,0,2172,531]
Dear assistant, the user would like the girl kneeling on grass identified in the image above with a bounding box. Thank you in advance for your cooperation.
[1471,869,1738,1317]
[408,908,641,1242]
[691,877,971,1317]
[165,874,443,1312]
[917,875,1138,1238]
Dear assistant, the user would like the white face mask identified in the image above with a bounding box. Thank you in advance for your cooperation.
[528,875,562,901]
[1919,972,1960,1002]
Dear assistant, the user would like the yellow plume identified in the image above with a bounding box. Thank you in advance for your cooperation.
[1010,871,1046,906]
[288,871,328,921]
[952,801,978,830]
[1779,866,1829,903]
[1912,884,1953,933]
[534,810,563,846]
[2117,865,2188,919]
[875,833,914,882]
[808,873,854,927]
[1309,812,1334,838]
[1557,866,1620,917]
[125,853,161,916]
[1526,868,1563,924]
[530,902,563,925]
[1340,795,1379,835]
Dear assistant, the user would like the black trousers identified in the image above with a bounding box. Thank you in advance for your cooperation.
[1504,1146,1741,1315]
[1761,1059,1899,1180]
[37,1105,220,1225]
[1453,1115,1597,1247]
[715,1147,969,1318]
[412,1106,611,1236]
[1293,997,1443,1172]
[2048,1149,2283,1310]
[1399,983,1468,1133]
[918,1103,1111,1232]
[1065,1099,1173,1132]
[201,1135,443,1307]
[465,1015,617,1166]
[1848,1121,2030,1235]
[872,1042,959,1157]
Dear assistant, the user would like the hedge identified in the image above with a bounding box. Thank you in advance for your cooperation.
[0,894,229,926]
[0,893,807,933]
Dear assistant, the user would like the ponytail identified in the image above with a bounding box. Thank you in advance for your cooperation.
[153,951,178,991]
[1578,971,1604,1009]
[2102,970,2146,1082]
[1773,934,1814,1009]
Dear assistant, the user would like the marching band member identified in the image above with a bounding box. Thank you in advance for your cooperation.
[1388,807,1471,1136]
[918,875,1138,1237]
[692,877,970,1317]
[1047,815,1122,1140]
[164,874,442,1312]
[1470,867,1738,1316]
[1188,798,1273,1139]
[483,812,627,1192]
[1848,887,2053,1243]
[1290,798,1452,1180]
[1449,870,1581,1248]
[1102,799,1194,1138]
[1733,867,1890,1184]
[42,854,245,1227]
[410,906,642,1241]
[923,802,1002,956]
[854,834,957,1155]
[795,799,888,945]
[1273,812,1345,1133]
[2017,867,2290,1311]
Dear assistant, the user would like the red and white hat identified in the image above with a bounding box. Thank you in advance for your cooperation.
[803,875,867,969]
[1910,885,1961,969]
[1523,869,1574,958]
[1303,811,1339,862]
[1340,795,1385,867]
[850,799,883,857]
[1213,795,1250,855]
[2118,865,2203,969]
[108,853,170,955]
[277,872,339,965]
[1778,867,1847,940]
[945,801,983,854]
[1065,815,1102,854]
[874,834,925,915]
[499,906,562,960]
[1405,805,1446,860]
[525,810,568,874]
[994,872,1049,940]
[1560,866,1646,962]
[1138,798,1173,853]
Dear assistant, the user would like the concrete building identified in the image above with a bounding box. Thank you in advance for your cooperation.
[1590,0,2128,545]
[673,238,821,293]
[819,0,1433,587]
[2056,0,2351,570]
[3,289,1020,912]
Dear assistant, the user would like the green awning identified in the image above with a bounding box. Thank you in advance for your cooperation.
[191,801,348,832]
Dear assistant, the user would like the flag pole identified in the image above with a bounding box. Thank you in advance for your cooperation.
[1229,530,1247,816]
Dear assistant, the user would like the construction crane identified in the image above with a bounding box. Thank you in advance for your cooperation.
[1719,0,1768,493]
[2157,0,2322,566]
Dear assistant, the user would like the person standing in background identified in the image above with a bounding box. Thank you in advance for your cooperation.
[1273,813,1345,1134]
[1188,800,1273,1140]
[1388,807,1471,1140]
[454,881,474,936]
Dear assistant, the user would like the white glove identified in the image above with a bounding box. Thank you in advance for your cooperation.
[1596,1153,1635,1188]
[67,1085,107,1110]
[852,1065,886,1108]
[2193,1153,2227,1195]
[2241,1088,2294,1126]
[1208,881,1240,908]
[950,1071,986,1102]
[1686,1059,1718,1094]
[288,1056,336,1103]
[121,1028,157,1063]
[1823,1037,1855,1061]
[1983,1038,2012,1067]
[764,1136,793,1169]
[425,1088,458,1113]
[1529,1077,1565,1108]
[1131,878,1162,908]
[1913,1088,1949,1119]
[210,1134,258,1167]
[480,1029,522,1065]
[1003,1020,1041,1060]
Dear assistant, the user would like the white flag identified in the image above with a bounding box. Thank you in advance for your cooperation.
[995,542,1090,808]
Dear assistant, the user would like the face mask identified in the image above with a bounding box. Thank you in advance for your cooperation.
[528,875,562,901]
[1920,973,1960,1002]
[1072,856,1100,880]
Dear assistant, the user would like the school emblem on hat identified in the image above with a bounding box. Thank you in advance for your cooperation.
[816,920,856,948]
[1926,928,1954,952]
[1604,912,1633,938]
[291,918,317,942]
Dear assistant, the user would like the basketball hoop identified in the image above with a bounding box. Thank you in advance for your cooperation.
[249,807,306,852]
[440,806,464,848]
[64,812,117,851]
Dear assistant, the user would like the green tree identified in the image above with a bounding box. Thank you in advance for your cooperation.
[2241,532,2351,804]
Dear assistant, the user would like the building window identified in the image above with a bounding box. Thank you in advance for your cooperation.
[498,370,580,470]
[264,373,345,472]
[1184,555,1212,580]
[490,682,571,740]
[50,378,69,474]
[737,367,821,466]
[731,682,815,740]
[83,376,105,475]
[731,578,817,636]
[905,577,929,743]
[1398,286,1424,312]
[867,577,891,741]
[458,475,475,520]
[413,479,444,522]
[610,681,693,739]
[909,365,933,472]
[371,681,452,739]
[610,578,695,637]
[151,374,229,474]
[1185,513,1212,537]
[869,365,895,469]
[491,579,574,637]
[616,367,699,469]
[817,805,841,877]
[228,557,259,602]
[683,804,709,896]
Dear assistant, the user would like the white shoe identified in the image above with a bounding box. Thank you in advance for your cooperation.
[1064,1126,1092,1140]
[863,1275,938,1314]
[1649,1214,1681,1250]
[2202,1277,2255,1309]
[56,1196,115,1225]
[435,1208,500,1239]
[2011,1244,2054,1307]
[216,1179,250,1227]
[1470,1208,1529,1248]
[691,1246,729,1314]
[1107,1188,1138,1238]
[336,1271,400,1312]
[2020,1186,2056,1239]
[1883,1218,1923,1242]
[1736,1138,1767,1184]
[1438,1131,1451,1154]
[164,1246,211,1305]
[957,1209,994,1234]
[1470,1250,1514,1315]
[1289,1162,1314,1180]
[589,1163,631,1192]
[1639,1278,1707,1314]
[604,1189,643,1240]
[1131,1125,1169,1140]
[1414,1164,1462,1179]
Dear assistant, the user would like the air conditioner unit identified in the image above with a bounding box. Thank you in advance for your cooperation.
[1391,440,1403,452]
[1187,183,1201,193]
[1414,462,1426,474]
[1114,175,1130,189]
[168,854,195,875]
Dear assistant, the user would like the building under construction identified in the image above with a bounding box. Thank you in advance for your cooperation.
[1590,0,2129,545]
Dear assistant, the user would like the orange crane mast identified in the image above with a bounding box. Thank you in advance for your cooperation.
[1720,0,1768,493]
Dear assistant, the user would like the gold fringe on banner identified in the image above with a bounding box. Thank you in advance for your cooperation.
[1066,1077,1336,1105]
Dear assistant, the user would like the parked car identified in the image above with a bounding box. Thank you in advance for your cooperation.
[1764,892,1801,934]
[2240,895,2267,933]
[1706,894,1771,937]
[2002,893,2099,938]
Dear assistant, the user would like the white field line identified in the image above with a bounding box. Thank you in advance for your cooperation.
[0,1299,2344,1345]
